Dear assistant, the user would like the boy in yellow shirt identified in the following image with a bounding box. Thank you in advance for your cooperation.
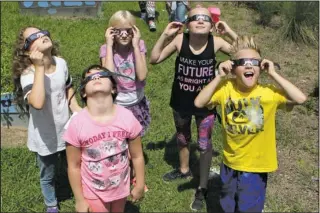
[194,36,307,212]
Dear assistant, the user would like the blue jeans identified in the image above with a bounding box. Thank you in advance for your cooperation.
[169,1,188,23]
[220,164,268,212]
[37,150,69,207]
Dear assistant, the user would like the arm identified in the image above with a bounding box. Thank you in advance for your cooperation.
[27,65,46,109]
[262,59,307,104]
[132,26,148,81]
[102,27,115,71]
[66,87,82,113]
[215,21,238,41]
[149,22,183,64]
[195,60,232,108]
[129,136,145,201]
[66,144,91,212]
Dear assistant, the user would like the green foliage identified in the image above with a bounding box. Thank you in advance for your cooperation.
[243,2,319,45]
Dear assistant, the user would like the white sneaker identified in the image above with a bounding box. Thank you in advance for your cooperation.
[148,20,156,32]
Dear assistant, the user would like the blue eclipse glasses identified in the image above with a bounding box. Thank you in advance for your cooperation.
[24,30,50,50]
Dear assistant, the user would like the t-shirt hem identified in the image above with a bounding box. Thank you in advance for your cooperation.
[84,192,129,202]
[29,146,66,156]
[223,162,277,173]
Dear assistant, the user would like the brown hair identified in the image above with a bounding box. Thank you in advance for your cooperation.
[12,26,60,111]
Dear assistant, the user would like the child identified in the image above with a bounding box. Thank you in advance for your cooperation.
[194,36,307,212]
[12,26,81,213]
[63,65,145,213]
[150,6,238,211]
[100,10,150,138]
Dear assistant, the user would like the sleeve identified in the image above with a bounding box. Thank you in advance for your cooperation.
[139,40,147,55]
[99,44,107,58]
[206,79,229,110]
[20,68,35,101]
[127,111,143,140]
[269,84,287,106]
[64,60,73,88]
[62,116,81,147]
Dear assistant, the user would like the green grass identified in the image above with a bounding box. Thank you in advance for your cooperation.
[1,2,319,213]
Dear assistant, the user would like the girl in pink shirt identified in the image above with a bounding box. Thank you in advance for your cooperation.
[63,65,145,213]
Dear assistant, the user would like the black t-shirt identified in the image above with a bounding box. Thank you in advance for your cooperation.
[170,33,217,115]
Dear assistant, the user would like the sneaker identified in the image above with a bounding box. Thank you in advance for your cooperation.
[140,12,147,20]
[148,20,156,32]
[163,169,192,182]
[190,188,206,211]
[46,206,59,213]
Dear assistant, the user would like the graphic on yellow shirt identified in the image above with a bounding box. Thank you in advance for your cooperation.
[225,96,264,135]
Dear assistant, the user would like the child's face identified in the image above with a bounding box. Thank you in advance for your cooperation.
[23,27,52,52]
[187,8,213,35]
[83,69,114,99]
[112,20,133,46]
[233,49,261,90]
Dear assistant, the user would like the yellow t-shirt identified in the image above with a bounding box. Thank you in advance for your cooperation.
[207,79,287,172]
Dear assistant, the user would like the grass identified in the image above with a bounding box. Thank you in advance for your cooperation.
[1,2,319,213]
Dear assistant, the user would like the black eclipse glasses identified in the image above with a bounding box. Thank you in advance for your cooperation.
[24,30,50,50]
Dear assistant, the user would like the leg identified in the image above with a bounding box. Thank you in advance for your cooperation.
[190,113,215,211]
[37,153,59,208]
[162,110,192,181]
[220,164,237,213]
[138,1,147,20]
[55,150,72,201]
[175,1,188,23]
[87,198,111,213]
[195,113,215,189]
[110,197,127,213]
[237,172,268,213]
[146,1,156,31]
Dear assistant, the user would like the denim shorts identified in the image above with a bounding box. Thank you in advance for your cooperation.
[220,164,268,212]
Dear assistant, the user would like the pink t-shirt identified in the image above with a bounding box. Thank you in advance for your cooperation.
[99,40,147,106]
[63,105,142,202]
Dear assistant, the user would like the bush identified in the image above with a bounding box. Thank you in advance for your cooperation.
[243,2,319,45]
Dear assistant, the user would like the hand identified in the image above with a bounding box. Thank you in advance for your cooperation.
[260,59,276,76]
[215,21,231,35]
[163,22,183,38]
[105,27,115,47]
[75,200,91,213]
[132,25,141,48]
[131,185,144,202]
[29,48,44,67]
[218,60,233,77]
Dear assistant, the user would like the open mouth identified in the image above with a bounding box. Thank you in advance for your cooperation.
[244,71,254,79]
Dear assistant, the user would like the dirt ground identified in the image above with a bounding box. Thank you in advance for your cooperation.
[1,127,28,148]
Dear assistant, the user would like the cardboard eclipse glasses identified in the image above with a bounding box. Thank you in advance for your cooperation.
[24,30,50,50]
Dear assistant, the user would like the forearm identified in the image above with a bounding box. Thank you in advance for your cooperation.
[67,87,82,113]
[131,156,145,188]
[103,45,115,71]
[195,75,223,108]
[28,66,46,109]
[226,29,238,41]
[68,167,86,202]
[150,34,169,64]
[133,46,148,81]
[270,72,307,104]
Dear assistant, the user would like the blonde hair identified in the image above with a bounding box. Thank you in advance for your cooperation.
[230,36,261,59]
[108,10,136,27]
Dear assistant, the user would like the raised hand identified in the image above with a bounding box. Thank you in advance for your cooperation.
[215,21,231,35]
[260,59,276,75]
[105,27,115,47]
[29,48,44,67]
[163,22,184,37]
[218,60,233,77]
[132,25,141,48]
